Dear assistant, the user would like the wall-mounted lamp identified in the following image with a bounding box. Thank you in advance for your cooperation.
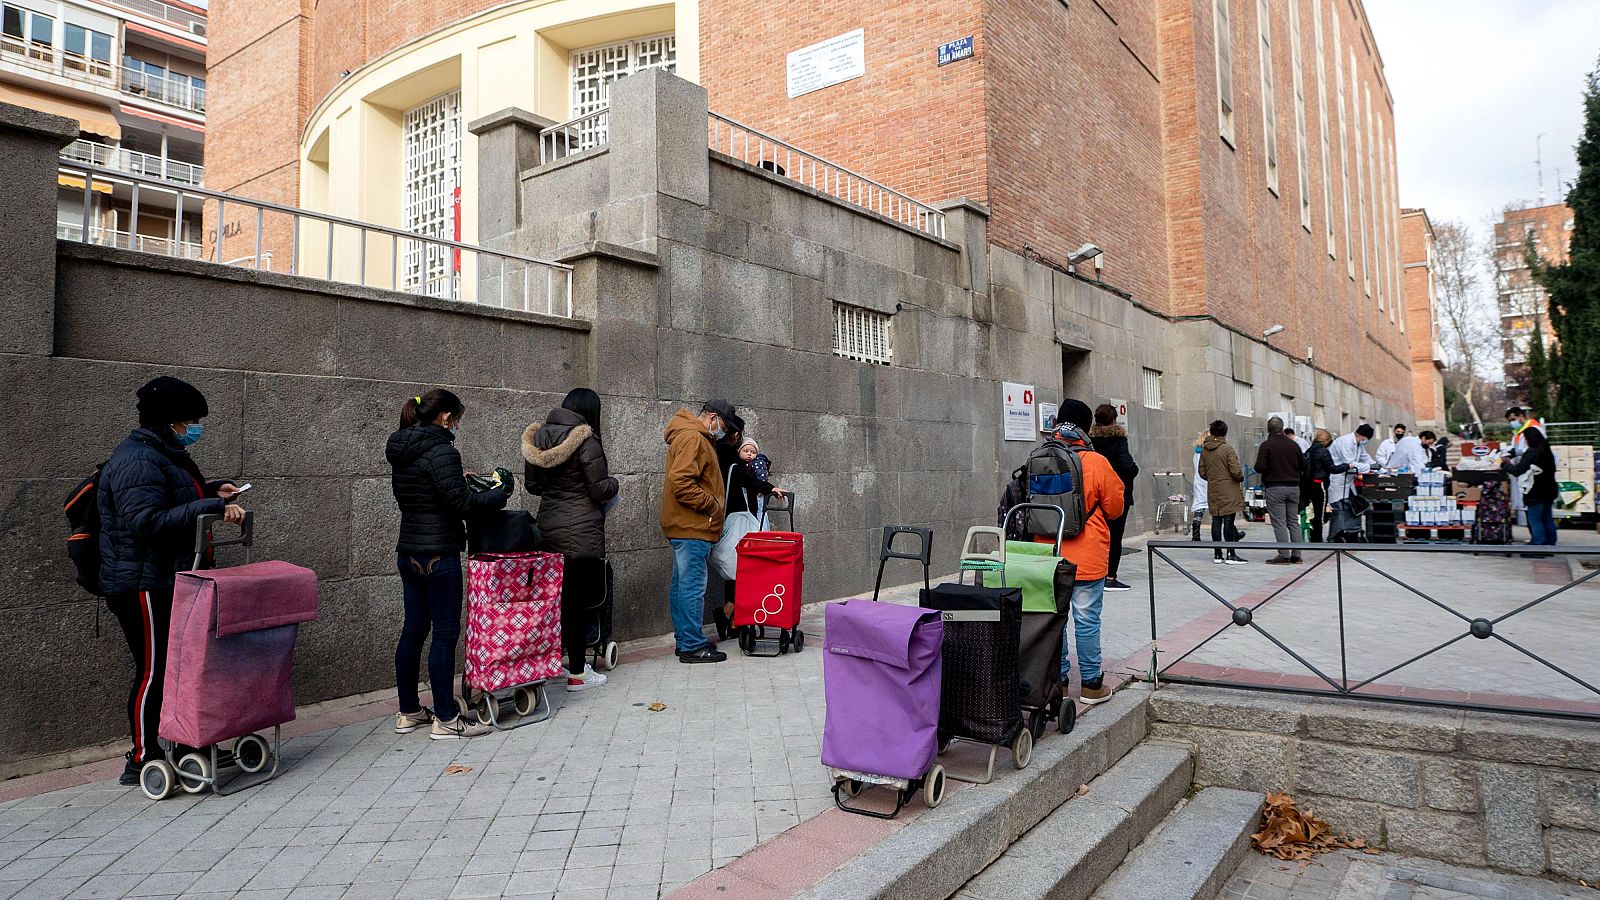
[1067,243,1103,265]
[1262,324,1285,338]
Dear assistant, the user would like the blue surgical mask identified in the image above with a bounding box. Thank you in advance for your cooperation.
[175,423,204,447]
[449,426,459,437]
[711,428,726,441]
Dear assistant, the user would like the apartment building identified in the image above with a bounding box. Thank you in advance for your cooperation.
[1,0,205,256]
[208,0,1414,421]
[1400,208,1445,427]
[1493,202,1573,406]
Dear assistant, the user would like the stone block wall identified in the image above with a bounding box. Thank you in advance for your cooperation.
[1148,685,1600,883]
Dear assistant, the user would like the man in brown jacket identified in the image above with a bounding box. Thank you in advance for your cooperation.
[662,399,735,662]
[1199,420,1248,565]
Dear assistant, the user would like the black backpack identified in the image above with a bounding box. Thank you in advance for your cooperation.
[64,464,107,596]
[998,428,1095,541]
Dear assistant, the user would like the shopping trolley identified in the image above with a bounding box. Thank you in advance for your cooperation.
[1151,471,1190,534]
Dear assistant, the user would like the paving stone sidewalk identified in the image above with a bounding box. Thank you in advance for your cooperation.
[1224,848,1597,899]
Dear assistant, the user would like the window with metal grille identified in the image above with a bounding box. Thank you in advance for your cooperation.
[1234,381,1254,417]
[833,304,893,365]
[1258,0,1278,194]
[402,90,462,298]
[570,34,676,149]
[1214,0,1235,145]
[1142,368,1163,409]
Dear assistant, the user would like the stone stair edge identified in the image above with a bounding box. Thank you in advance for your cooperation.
[1088,786,1266,900]
[795,684,1154,900]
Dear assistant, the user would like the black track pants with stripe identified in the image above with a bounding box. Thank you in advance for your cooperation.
[106,589,173,764]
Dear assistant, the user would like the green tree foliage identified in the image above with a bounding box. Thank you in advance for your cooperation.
[1525,315,1552,417]
[1533,57,1600,420]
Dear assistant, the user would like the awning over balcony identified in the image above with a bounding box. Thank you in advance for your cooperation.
[121,105,204,133]
[124,22,206,56]
[57,173,114,193]
[0,83,121,139]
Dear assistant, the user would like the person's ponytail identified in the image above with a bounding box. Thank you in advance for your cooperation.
[399,388,465,429]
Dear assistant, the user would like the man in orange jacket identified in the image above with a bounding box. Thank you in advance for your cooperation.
[1048,399,1126,705]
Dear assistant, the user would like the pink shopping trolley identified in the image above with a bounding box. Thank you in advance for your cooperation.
[461,551,564,729]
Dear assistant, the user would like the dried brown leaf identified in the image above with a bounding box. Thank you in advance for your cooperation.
[445,765,471,775]
[647,702,667,712]
[1076,784,1090,796]
[1250,791,1368,861]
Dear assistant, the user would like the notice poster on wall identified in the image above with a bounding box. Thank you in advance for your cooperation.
[1039,402,1059,434]
[1003,382,1036,442]
[787,29,866,98]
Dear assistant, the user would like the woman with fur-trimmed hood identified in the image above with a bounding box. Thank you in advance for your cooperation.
[523,388,619,691]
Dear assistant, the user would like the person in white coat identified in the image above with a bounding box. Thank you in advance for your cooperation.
[1329,424,1376,503]
[1386,434,1430,473]
[1373,424,1407,468]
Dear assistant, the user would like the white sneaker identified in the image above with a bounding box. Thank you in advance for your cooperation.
[395,707,434,734]
[430,715,492,740]
[567,665,608,693]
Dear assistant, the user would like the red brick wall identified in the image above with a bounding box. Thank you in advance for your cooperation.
[205,0,314,204]
[699,0,988,218]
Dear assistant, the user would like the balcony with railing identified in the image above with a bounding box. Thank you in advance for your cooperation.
[61,138,202,185]
[0,35,205,114]
[112,0,208,36]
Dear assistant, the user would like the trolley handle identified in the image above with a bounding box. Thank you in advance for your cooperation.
[192,511,254,569]
[763,490,797,531]
[1003,503,1066,554]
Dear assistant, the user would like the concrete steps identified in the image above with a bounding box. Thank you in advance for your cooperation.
[1088,786,1265,900]
[952,742,1195,900]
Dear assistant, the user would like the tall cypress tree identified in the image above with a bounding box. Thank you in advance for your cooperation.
[1525,314,1552,416]
[1534,57,1600,420]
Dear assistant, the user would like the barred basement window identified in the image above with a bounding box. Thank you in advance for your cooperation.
[1234,380,1254,417]
[833,304,893,365]
[402,90,462,298]
[570,34,676,148]
[1142,367,1163,410]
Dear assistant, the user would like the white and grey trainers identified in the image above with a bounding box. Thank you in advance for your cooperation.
[395,707,435,734]
[567,665,608,693]
[430,715,492,740]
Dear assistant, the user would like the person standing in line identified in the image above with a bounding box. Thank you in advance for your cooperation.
[387,389,510,740]
[1199,420,1248,565]
[1089,404,1139,592]
[1039,399,1125,705]
[662,399,736,663]
[1503,425,1559,551]
[1254,416,1305,565]
[522,388,618,692]
[1190,432,1209,541]
[99,377,247,785]
[1304,429,1342,543]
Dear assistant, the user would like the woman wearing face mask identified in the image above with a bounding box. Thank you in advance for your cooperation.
[386,389,509,740]
[98,376,246,785]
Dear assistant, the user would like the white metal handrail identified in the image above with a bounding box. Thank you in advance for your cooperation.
[1,35,205,113]
[56,221,203,259]
[708,112,946,238]
[58,162,575,317]
[538,108,610,165]
[114,0,208,35]
[62,139,203,186]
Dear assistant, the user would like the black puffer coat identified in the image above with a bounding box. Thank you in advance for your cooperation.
[98,428,227,594]
[522,408,619,558]
[1089,423,1140,504]
[386,424,508,554]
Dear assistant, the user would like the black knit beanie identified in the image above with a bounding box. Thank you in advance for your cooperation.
[1058,398,1094,432]
[136,376,209,429]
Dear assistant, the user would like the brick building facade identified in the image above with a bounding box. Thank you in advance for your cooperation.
[1400,208,1445,427]
[1493,201,1573,407]
[207,0,1420,420]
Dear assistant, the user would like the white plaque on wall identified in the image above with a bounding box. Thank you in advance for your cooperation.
[787,29,866,99]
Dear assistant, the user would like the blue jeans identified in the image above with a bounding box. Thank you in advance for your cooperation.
[1527,502,1557,546]
[668,539,713,652]
[1060,578,1105,686]
[396,553,463,721]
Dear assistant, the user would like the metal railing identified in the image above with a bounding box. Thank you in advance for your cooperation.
[113,0,209,35]
[57,162,575,316]
[62,139,203,186]
[708,112,946,238]
[538,108,609,165]
[56,221,202,259]
[0,35,205,113]
[1144,540,1600,721]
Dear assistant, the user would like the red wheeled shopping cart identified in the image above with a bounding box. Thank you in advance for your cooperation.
[733,494,805,656]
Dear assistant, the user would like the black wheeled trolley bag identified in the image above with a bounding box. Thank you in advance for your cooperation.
[998,504,1080,739]
[920,582,1032,784]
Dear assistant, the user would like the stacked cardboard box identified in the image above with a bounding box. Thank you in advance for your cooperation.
[1552,445,1595,516]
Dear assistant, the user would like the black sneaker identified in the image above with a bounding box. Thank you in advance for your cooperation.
[119,752,140,787]
[1104,578,1132,592]
[678,646,728,664]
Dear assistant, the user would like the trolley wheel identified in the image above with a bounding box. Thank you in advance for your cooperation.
[233,734,270,774]
[937,733,951,755]
[738,628,755,654]
[474,695,496,726]
[176,752,212,794]
[1059,697,1078,734]
[139,760,176,801]
[839,778,862,799]
[1028,707,1047,740]
[600,641,619,671]
[1012,728,1034,770]
[793,629,805,653]
[778,634,792,654]
[924,765,947,808]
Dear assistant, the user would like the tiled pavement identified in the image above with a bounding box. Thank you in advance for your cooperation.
[4,524,1598,899]
[1223,848,1596,899]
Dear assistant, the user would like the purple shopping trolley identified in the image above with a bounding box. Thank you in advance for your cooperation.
[822,600,948,818]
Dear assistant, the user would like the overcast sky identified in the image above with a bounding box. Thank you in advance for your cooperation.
[1368,2,1596,236]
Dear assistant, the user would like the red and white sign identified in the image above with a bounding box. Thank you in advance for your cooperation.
[1003,382,1036,442]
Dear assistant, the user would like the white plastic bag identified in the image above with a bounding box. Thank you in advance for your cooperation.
[711,510,761,581]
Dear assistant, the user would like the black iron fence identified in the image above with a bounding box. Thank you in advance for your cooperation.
[1144,540,1600,721]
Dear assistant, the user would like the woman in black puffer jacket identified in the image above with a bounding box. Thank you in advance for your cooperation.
[523,389,619,691]
[386,389,508,740]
